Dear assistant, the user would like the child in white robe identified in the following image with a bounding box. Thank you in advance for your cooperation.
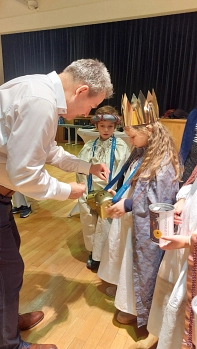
[76,106,130,270]
[146,166,197,349]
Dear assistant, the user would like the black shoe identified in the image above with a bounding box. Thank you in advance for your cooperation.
[12,206,22,214]
[86,253,100,270]
[20,206,32,218]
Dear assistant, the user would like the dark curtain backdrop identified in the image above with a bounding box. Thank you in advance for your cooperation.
[2,12,197,115]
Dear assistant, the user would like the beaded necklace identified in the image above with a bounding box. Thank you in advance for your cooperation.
[184,238,197,348]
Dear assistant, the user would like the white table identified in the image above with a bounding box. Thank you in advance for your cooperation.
[58,124,92,145]
[77,128,131,147]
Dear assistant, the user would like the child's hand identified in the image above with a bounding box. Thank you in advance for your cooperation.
[174,198,185,225]
[107,188,116,197]
[159,235,190,250]
[174,213,183,225]
[174,198,185,215]
[106,199,126,218]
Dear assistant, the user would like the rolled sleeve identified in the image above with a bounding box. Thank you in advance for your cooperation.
[46,142,91,175]
[6,97,90,200]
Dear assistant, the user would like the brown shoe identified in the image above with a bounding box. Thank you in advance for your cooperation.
[18,311,44,331]
[116,311,137,324]
[21,343,57,349]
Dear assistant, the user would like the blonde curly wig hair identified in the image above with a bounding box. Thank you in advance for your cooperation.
[127,121,182,186]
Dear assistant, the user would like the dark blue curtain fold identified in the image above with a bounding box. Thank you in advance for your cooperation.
[2,12,197,115]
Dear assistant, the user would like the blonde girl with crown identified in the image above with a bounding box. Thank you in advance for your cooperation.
[76,106,130,270]
[97,92,182,348]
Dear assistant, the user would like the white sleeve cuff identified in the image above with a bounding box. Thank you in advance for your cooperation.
[176,184,192,201]
[77,160,91,175]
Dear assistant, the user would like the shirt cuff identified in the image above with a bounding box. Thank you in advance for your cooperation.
[77,160,91,175]
[176,184,192,201]
[53,183,72,201]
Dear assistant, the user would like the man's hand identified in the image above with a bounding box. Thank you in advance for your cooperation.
[68,182,86,199]
[89,163,110,181]
[106,199,126,218]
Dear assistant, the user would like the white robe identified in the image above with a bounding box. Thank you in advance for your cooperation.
[97,186,134,286]
[12,192,31,208]
[147,179,197,349]
[77,136,130,261]
[114,213,137,316]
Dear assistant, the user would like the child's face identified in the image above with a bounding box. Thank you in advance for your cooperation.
[124,127,149,148]
[97,120,116,140]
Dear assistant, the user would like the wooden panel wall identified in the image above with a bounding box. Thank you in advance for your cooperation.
[160,118,186,151]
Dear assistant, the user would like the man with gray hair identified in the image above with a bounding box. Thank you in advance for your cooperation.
[0,59,113,349]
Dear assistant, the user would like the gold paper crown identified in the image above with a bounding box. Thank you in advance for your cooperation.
[121,89,159,127]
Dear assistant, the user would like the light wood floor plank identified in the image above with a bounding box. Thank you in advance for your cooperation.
[67,338,85,349]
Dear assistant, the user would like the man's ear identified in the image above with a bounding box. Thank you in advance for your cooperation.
[75,85,89,96]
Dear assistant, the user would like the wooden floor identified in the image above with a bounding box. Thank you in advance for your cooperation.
[17,143,155,349]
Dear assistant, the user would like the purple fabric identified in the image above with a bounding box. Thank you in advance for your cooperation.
[124,198,132,212]
[131,157,179,327]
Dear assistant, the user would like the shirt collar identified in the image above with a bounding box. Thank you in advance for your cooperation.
[47,71,67,115]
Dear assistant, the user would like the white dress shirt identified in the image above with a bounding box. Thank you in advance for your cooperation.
[0,71,90,200]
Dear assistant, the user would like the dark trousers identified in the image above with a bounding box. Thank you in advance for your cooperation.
[0,195,24,349]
